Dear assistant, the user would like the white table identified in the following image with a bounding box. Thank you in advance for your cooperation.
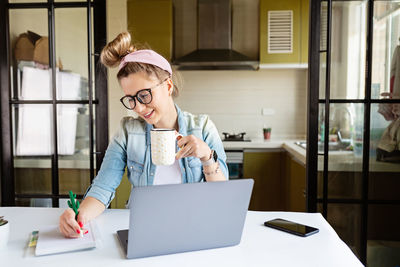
[0,207,363,267]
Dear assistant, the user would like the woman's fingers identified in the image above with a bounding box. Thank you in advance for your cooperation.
[179,145,193,158]
[176,135,207,159]
[177,135,187,148]
[60,220,78,238]
[61,222,79,238]
[60,209,81,238]
[176,143,191,159]
[76,213,86,227]
[176,135,199,159]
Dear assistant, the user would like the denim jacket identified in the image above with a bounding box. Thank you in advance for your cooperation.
[85,104,228,207]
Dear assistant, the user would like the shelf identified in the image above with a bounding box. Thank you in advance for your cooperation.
[14,154,92,169]
[258,63,308,69]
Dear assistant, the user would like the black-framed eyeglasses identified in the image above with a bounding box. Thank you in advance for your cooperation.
[120,77,169,110]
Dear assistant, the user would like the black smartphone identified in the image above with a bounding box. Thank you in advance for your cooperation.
[264,218,319,237]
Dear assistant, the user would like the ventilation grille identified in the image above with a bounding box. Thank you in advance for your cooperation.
[320,4,328,51]
[268,10,293,54]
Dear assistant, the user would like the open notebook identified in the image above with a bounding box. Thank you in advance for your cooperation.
[35,222,97,256]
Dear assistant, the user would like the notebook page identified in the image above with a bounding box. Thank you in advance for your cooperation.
[35,222,96,256]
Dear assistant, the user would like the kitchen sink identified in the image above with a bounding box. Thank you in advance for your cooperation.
[295,141,352,154]
[295,141,307,149]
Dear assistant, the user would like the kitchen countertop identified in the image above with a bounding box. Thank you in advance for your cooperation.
[223,139,307,166]
[320,153,400,172]
[14,140,400,172]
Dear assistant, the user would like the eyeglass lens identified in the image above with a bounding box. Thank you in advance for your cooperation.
[121,89,152,109]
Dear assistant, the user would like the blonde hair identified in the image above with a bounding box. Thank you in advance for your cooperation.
[100,32,181,97]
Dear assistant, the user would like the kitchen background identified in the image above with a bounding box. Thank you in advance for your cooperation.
[108,0,308,141]
[2,0,400,266]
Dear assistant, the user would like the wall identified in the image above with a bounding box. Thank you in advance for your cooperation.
[174,69,307,140]
[107,0,129,139]
[107,68,307,141]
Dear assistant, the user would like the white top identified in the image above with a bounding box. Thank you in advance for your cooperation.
[0,207,363,267]
[153,160,182,185]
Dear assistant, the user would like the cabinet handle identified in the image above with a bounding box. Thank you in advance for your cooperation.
[303,190,306,197]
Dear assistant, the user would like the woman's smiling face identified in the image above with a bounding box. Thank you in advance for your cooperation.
[120,71,172,126]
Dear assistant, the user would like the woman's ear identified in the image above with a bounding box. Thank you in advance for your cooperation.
[166,78,174,96]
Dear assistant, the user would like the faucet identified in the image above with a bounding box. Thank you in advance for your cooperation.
[330,104,355,143]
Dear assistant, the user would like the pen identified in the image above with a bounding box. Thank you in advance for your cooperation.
[67,190,83,237]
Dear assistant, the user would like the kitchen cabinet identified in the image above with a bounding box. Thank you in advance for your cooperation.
[300,0,309,64]
[259,0,309,68]
[111,147,308,211]
[110,171,130,209]
[243,150,286,211]
[127,0,173,60]
[284,152,306,212]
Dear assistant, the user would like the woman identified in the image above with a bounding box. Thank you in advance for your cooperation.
[59,32,228,238]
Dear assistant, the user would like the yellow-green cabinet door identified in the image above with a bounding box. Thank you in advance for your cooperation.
[243,151,285,211]
[259,0,309,65]
[110,171,131,209]
[284,153,306,212]
[127,0,172,60]
[300,0,309,64]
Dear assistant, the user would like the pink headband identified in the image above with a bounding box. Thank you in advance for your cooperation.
[118,49,172,75]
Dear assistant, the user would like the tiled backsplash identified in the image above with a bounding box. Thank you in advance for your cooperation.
[174,69,308,140]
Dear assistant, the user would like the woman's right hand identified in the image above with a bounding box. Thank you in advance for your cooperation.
[59,208,84,238]
[59,197,104,238]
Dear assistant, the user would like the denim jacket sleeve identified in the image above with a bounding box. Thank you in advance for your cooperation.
[84,118,128,207]
[202,116,229,180]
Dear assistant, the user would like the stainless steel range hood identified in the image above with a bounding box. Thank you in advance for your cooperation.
[173,0,258,70]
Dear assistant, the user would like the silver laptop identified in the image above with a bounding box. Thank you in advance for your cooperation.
[117,179,254,259]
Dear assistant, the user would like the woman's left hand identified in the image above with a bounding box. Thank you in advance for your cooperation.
[176,134,211,161]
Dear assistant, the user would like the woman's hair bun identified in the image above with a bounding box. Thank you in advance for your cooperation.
[100,32,135,68]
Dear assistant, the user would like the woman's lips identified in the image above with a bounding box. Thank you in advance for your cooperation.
[143,110,154,119]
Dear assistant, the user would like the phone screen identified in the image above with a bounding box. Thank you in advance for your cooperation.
[264,218,319,237]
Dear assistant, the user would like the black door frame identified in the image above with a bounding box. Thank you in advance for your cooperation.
[0,0,108,206]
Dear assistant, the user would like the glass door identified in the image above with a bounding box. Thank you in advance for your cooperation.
[308,0,400,265]
[0,0,108,207]
[369,2,400,266]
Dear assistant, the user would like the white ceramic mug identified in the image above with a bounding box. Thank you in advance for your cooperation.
[0,221,10,250]
[151,129,182,166]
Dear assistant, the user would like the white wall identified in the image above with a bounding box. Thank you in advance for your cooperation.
[107,0,129,140]
[106,67,308,141]
[174,69,308,140]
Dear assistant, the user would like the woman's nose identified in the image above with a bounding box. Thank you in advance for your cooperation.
[134,101,145,113]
